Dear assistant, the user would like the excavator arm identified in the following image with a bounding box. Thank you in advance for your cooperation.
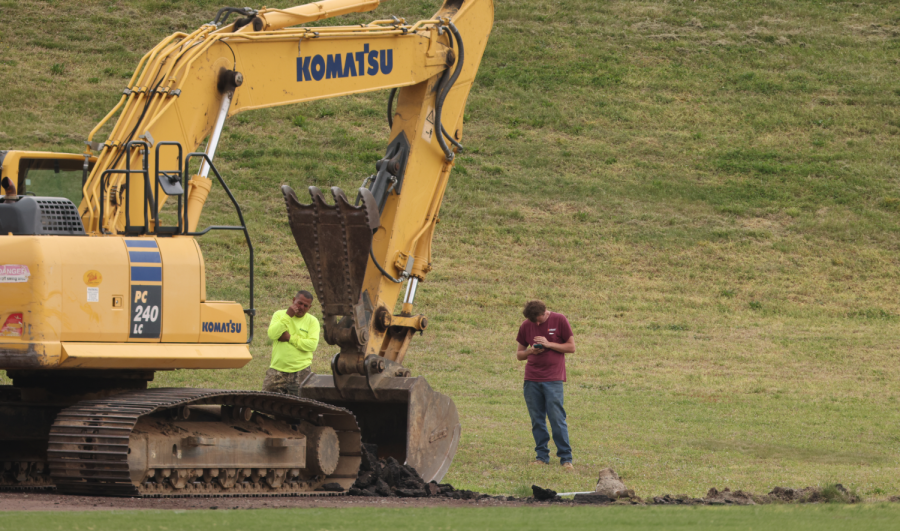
[282,0,493,481]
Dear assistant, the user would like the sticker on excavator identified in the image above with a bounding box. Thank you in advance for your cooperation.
[0,264,30,283]
[83,270,103,286]
[422,107,435,142]
[131,286,161,338]
[127,239,162,339]
[0,313,23,337]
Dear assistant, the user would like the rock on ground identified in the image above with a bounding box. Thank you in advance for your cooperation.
[594,468,634,499]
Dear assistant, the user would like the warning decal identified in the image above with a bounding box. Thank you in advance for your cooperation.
[0,265,31,283]
[422,106,435,142]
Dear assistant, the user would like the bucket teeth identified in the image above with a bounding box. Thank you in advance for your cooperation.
[281,184,380,319]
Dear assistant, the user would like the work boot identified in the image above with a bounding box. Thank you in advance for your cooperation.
[530,459,549,466]
[561,462,574,471]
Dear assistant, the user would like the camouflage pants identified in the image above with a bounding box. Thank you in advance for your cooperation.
[263,367,312,396]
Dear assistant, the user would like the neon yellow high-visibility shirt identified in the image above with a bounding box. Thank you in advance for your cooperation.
[267,309,320,373]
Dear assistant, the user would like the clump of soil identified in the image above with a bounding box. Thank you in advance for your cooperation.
[531,485,563,502]
[346,444,511,501]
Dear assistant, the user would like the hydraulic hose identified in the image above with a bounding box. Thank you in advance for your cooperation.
[387,87,398,130]
[386,22,465,158]
[103,76,165,195]
[370,247,402,283]
[387,85,462,153]
[434,21,465,161]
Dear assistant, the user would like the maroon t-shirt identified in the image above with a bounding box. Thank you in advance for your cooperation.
[516,312,573,382]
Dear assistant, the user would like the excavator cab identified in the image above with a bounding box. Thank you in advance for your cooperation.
[0,151,95,204]
[0,152,95,236]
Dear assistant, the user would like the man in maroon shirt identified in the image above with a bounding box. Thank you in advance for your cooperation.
[516,300,576,469]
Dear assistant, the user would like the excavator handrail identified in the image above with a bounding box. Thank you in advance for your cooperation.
[97,141,154,236]
[183,152,255,345]
[96,146,255,345]
[153,141,184,236]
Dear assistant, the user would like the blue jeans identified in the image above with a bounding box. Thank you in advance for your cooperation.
[523,380,572,464]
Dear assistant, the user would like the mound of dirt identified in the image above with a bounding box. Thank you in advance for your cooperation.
[700,487,756,505]
[650,484,859,506]
[762,484,859,504]
[346,444,510,501]
[650,494,702,505]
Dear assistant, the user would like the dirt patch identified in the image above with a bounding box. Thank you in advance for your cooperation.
[609,485,859,506]
[652,487,756,506]
[526,481,860,507]
[0,490,521,512]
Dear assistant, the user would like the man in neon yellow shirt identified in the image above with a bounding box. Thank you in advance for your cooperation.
[263,290,320,395]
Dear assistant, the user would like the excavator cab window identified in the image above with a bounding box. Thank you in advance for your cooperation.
[18,158,92,203]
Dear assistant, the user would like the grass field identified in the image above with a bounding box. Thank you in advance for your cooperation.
[2,0,900,503]
[6,505,900,531]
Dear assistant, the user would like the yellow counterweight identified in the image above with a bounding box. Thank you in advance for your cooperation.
[0,234,248,370]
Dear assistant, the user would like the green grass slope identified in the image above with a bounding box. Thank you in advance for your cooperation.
[1,0,899,499]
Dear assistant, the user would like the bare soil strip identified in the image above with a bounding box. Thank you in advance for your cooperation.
[0,491,519,512]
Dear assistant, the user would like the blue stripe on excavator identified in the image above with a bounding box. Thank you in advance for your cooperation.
[128,251,161,263]
[131,266,162,282]
[125,240,158,248]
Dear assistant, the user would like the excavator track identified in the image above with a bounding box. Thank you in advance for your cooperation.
[46,388,361,498]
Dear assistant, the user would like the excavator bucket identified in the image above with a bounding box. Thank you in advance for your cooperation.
[300,374,460,483]
[281,185,460,482]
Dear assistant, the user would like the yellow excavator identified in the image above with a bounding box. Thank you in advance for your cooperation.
[0,0,492,496]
